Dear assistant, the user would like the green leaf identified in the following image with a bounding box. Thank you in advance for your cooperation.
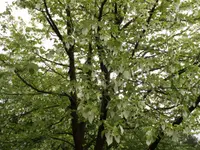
[88,112,95,124]
[119,125,124,134]
[123,70,131,79]
[1,0,200,149]
[105,132,113,146]
[114,135,120,143]
[123,110,130,119]
[28,63,38,74]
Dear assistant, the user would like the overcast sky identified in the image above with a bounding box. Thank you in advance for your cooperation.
[0,0,31,22]
[0,0,12,13]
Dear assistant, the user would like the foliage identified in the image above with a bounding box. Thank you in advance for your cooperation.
[157,134,200,150]
[0,0,200,150]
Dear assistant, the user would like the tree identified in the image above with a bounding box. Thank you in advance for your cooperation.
[0,0,200,150]
[157,134,200,150]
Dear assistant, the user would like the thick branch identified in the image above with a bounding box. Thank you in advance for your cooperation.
[64,7,85,150]
[66,5,73,35]
[148,135,162,150]
[98,0,107,21]
[95,1,112,150]
[120,18,136,30]
[42,0,69,53]
[43,0,63,41]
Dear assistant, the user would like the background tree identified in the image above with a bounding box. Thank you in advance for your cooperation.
[0,0,200,150]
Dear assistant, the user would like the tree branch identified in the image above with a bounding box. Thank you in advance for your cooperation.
[34,52,68,67]
[95,1,112,150]
[42,0,69,53]
[14,70,70,97]
[43,0,63,41]
[43,61,66,78]
[0,92,43,96]
[148,95,200,150]
[120,17,136,30]
[49,136,74,148]
[132,0,159,56]
[98,0,107,21]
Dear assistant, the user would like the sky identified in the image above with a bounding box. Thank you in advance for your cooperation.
[0,0,53,50]
[0,0,13,13]
[0,0,31,22]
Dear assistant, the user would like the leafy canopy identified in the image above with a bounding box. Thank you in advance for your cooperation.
[0,0,200,150]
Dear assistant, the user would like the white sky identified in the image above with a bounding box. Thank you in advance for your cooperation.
[0,0,13,13]
[0,0,53,50]
[0,0,31,22]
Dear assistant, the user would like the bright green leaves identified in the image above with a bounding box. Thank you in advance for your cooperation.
[81,19,98,36]
[121,110,130,119]
[105,125,122,146]
[123,70,131,80]
[82,108,95,124]
[0,54,9,63]
[165,128,180,142]
[27,63,38,74]
[106,39,122,51]
[105,132,113,145]
[145,127,158,146]
[119,125,124,134]
[105,132,120,145]
[1,0,200,150]
[78,102,98,124]
[45,50,55,59]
